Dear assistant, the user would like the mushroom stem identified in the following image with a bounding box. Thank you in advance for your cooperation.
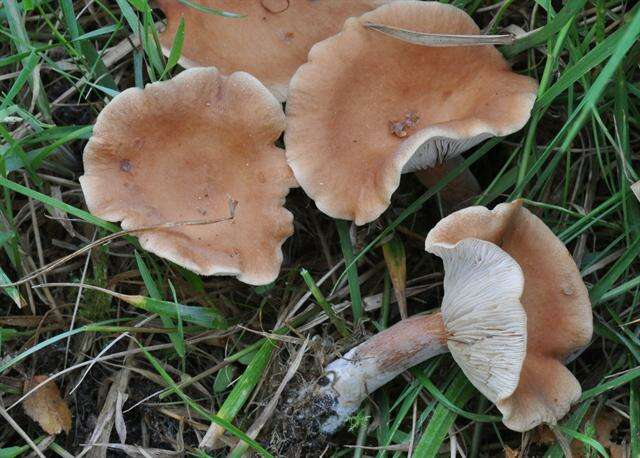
[414,156,480,210]
[313,312,448,434]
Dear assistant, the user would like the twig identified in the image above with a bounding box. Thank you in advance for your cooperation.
[229,338,309,456]
[0,212,235,288]
[0,397,46,458]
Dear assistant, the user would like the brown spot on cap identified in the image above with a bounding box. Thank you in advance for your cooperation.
[120,159,132,172]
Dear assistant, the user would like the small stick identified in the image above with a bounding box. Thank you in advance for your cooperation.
[0,209,235,288]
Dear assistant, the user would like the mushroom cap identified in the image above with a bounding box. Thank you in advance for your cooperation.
[426,200,593,431]
[157,0,392,102]
[429,238,527,404]
[285,1,538,225]
[80,67,294,285]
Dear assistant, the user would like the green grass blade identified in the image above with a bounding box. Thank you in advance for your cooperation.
[336,220,363,323]
[300,268,350,337]
[135,252,184,357]
[0,320,119,374]
[0,175,119,232]
[557,425,609,458]
[207,340,275,443]
[590,235,640,305]
[136,339,273,457]
[412,371,475,458]
[502,0,588,57]
[0,266,25,309]
[177,0,243,18]
[161,17,185,77]
[631,379,639,457]
[580,366,640,400]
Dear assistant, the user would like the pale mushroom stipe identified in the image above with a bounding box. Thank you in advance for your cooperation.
[156,0,394,101]
[297,200,592,435]
[80,67,295,285]
[286,1,538,224]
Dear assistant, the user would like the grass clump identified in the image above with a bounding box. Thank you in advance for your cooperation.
[1,0,639,457]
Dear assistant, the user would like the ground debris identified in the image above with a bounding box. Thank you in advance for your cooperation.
[389,111,420,138]
[22,375,72,435]
[504,446,520,457]
[531,408,629,458]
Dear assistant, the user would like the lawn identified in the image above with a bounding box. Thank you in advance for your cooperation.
[0,0,639,457]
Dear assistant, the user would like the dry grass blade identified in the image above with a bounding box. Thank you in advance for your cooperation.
[1,0,638,455]
[229,338,309,457]
[0,398,47,458]
[0,213,235,288]
[364,22,515,46]
[78,338,136,458]
[632,181,640,202]
[83,443,181,457]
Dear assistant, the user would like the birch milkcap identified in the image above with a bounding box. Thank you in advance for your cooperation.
[286,1,538,224]
[430,238,527,405]
[80,67,294,285]
[426,200,593,431]
[313,237,527,434]
[156,0,393,102]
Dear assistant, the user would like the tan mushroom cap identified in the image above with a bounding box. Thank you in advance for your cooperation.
[425,200,593,431]
[286,1,538,225]
[156,0,392,102]
[80,67,294,285]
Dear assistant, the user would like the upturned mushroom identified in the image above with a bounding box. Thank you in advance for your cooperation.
[80,67,295,285]
[300,200,592,434]
[286,1,538,224]
[301,237,528,434]
[156,0,393,101]
[426,200,593,431]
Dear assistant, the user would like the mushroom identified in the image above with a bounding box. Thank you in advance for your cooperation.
[285,1,538,224]
[80,67,294,285]
[425,200,593,431]
[156,0,393,101]
[299,200,592,435]
[301,237,528,434]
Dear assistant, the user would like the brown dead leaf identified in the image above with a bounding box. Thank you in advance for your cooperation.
[23,375,72,435]
[531,425,557,446]
[593,409,626,458]
[534,409,628,458]
[504,446,520,457]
